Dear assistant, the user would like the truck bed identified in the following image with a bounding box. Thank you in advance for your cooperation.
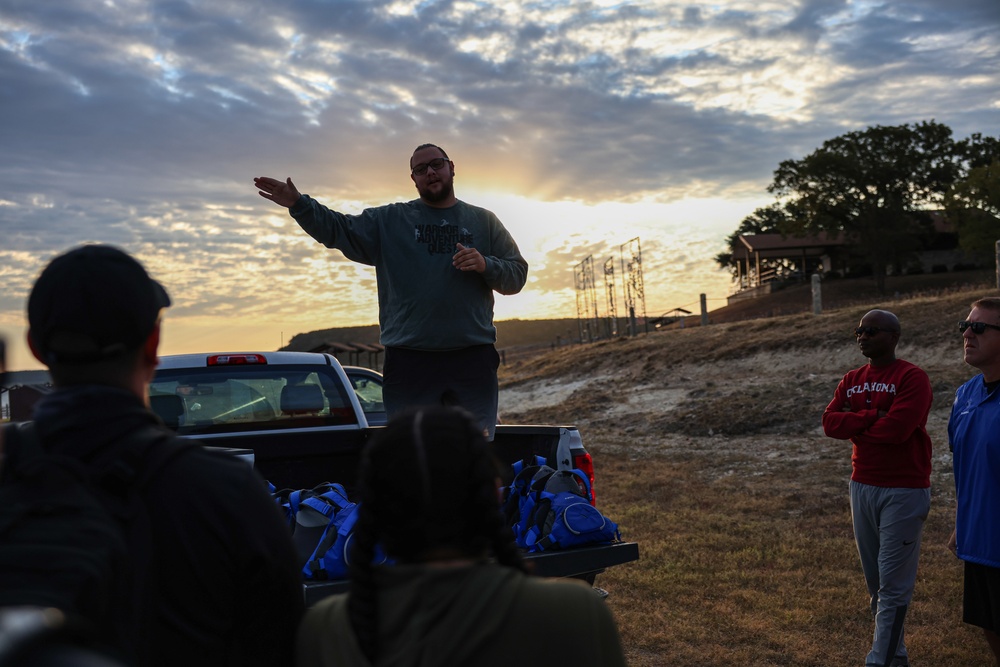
[152,352,640,588]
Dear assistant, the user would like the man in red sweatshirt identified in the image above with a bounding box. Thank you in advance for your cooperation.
[823,309,933,667]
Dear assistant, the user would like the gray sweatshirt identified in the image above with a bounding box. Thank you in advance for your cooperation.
[290,195,528,350]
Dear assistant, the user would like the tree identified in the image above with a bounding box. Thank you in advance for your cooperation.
[767,121,961,292]
[960,132,1000,171]
[946,133,1000,262]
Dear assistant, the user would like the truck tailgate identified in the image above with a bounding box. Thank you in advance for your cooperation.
[301,542,640,607]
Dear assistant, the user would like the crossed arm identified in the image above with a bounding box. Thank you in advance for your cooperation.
[821,369,931,444]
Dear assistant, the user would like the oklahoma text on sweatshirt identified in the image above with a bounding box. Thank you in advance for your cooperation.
[822,359,932,488]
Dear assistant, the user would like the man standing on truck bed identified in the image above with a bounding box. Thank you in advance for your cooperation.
[254,144,528,439]
[1,244,304,666]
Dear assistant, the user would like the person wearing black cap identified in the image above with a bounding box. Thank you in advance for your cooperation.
[6,244,304,666]
[25,244,174,386]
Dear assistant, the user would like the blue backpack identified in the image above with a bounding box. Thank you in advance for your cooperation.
[272,482,387,580]
[518,469,621,552]
[501,459,556,540]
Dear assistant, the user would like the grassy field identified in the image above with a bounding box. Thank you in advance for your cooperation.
[498,280,999,666]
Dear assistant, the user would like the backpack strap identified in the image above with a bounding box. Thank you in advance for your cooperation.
[287,489,305,515]
[88,423,198,656]
[314,483,351,507]
[300,493,349,519]
[291,484,352,518]
[511,455,547,477]
[89,425,196,514]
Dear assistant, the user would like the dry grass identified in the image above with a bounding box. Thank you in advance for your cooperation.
[498,283,999,666]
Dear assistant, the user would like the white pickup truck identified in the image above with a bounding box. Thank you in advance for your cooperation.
[151,351,638,603]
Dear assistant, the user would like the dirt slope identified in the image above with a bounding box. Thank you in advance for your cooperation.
[498,284,995,444]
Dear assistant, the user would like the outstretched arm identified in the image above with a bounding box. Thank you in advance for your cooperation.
[254,177,301,209]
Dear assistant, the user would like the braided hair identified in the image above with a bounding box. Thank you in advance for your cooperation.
[346,406,527,663]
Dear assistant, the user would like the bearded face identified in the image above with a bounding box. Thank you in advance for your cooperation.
[415,171,454,203]
[410,148,455,206]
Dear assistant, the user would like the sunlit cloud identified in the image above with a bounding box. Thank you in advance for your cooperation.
[1,0,997,370]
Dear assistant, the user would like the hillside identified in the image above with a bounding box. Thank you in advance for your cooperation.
[497,283,995,434]
[283,318,580,353]
[284,269,995,356]
[495,277,999,666]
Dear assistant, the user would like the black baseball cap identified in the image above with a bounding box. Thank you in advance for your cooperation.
[28,244,171,365]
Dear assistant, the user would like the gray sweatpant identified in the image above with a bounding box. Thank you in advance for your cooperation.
[850,481,930,667]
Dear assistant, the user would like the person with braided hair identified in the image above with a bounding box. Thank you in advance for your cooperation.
[295,406,627,667]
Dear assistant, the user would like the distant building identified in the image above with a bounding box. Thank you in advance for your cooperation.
[724,211,993,304]
[729,231,845,296]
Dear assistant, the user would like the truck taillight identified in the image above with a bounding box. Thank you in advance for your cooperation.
[207,354,267,366]
[572,452,596,506]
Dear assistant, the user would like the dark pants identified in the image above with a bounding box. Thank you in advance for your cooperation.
[965,560,1000,634]
[382,344,500,439]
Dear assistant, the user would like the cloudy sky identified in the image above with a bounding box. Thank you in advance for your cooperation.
[2,0,998,370]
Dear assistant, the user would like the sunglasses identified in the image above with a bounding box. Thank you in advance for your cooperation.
[958,320,1000,335]
[855,326,893,337]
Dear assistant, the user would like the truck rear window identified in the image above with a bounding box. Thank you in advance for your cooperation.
[150,364,358,435]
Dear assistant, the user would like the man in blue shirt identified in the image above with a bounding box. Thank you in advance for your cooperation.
[948,296,1000,662]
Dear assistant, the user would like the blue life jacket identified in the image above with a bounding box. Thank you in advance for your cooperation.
[273,482,387,580]
[519,469,620,552]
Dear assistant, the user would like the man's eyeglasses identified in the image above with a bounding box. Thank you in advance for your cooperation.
[855,326,893,337]
[958,320,1000,335]
[411,158,450,175]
